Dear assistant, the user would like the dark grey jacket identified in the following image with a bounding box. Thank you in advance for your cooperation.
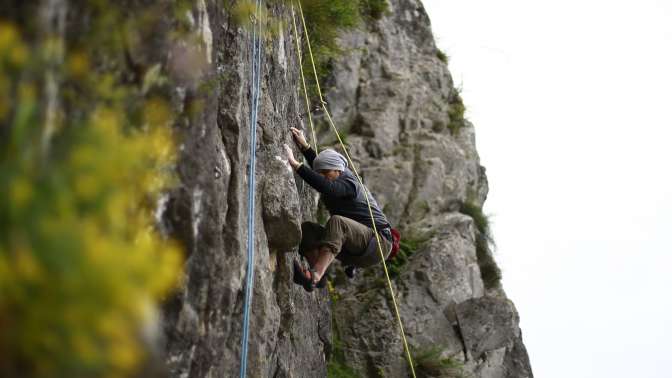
[297,147,390,230]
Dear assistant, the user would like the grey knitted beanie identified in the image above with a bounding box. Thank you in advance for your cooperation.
[313,149,348,171]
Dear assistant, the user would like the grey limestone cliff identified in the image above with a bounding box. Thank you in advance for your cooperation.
[316,1,533,377]
[148,0,533,377]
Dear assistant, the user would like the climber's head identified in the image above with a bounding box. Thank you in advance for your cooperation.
[313,149,347,181]
[318,169,341,181]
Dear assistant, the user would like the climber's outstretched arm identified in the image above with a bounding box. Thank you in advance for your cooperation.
[283,144,355,198]
[290,127,316,167]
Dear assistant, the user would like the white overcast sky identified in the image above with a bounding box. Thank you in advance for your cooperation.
[422,1,672,377]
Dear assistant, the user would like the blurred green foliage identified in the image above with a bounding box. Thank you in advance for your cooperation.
[0,2,186,375]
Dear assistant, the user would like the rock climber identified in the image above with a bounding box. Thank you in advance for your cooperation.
[283,127,393,291]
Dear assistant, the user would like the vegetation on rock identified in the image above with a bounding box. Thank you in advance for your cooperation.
[360,0,390,21]
[327,282,361,377]
[385,232,432,278]
[436,49,448,64]
[414,346,465,378]
[447,94,466,136]
[459,202,501,289]
[298,0,388,98]
[231,0,387,99]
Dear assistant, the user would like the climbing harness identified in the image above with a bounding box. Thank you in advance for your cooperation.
[240,0,263,377]
[289,1,417,376]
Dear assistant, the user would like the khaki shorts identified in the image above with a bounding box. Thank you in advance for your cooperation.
[299,216,392,268]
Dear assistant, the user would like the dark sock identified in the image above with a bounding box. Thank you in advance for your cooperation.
[345,266,356,278]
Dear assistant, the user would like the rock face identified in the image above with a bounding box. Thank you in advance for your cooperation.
[158,3,331,377]
[314,1,532,376]
[151,0,532,378]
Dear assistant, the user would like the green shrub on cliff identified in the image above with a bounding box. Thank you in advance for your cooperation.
[360,0,390,20]
[447,94,466,136]
[414,346,465,378]
[0,10,183,377]
[297,0,361,96]
[459,202,501,289]
[231,0,388,99]
[385,233,431,278]
[294,0,388,98]
[437,49,448,63]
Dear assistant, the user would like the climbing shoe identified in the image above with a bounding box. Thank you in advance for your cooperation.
[293,260,316,292]
[345,265,356,279]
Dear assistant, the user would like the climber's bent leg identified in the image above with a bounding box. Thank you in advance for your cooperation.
[312,245,336,281]
[303,247,320,267]
[299,216,387,282]
[321,215,373,256]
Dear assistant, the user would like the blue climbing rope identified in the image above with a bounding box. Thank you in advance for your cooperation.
[240,0,263,377]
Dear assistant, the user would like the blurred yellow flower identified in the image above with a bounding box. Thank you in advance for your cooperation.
[74,173,100,200]
[110,335,141,371]
[67,51,90,79]
[18,81,36,102]
[1,9,184,378]
[9,43,28,66]
[0,22,19,53]
[41,36,64,61]
[10,177,33,209]
[0,80,9,119]
[14,245,43,282]
[144,98,172,128]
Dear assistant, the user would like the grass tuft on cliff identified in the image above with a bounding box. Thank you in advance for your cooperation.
[385,232,432,278]
[459,202,502,289]
[414,346,466,378]
[437,49,448,63]
[232,0,388,98]
[447,94,466,136]
[299,0,389,98]
[298,0,361,97]
[360,0,390,21]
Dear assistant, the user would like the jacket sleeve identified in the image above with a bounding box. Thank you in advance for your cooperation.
[301,146,317,168]
[297,165,356,198]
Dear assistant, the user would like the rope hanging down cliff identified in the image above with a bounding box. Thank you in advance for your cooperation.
[290,4,318,152]
[289,2,417,376]
[240,0,263,377]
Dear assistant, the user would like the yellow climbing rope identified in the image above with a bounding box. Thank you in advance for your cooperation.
[290,2,417,376]
[290,4,318,152]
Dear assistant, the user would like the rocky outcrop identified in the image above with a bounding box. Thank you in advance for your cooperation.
[317,0,533,376]
[158,3,331,377]
[131,0,531,377]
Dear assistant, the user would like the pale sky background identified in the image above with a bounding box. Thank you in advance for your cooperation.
[422,1,672,377]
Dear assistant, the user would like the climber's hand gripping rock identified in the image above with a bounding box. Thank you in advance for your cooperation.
[290,127,309,150]
[284,144,301,170]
